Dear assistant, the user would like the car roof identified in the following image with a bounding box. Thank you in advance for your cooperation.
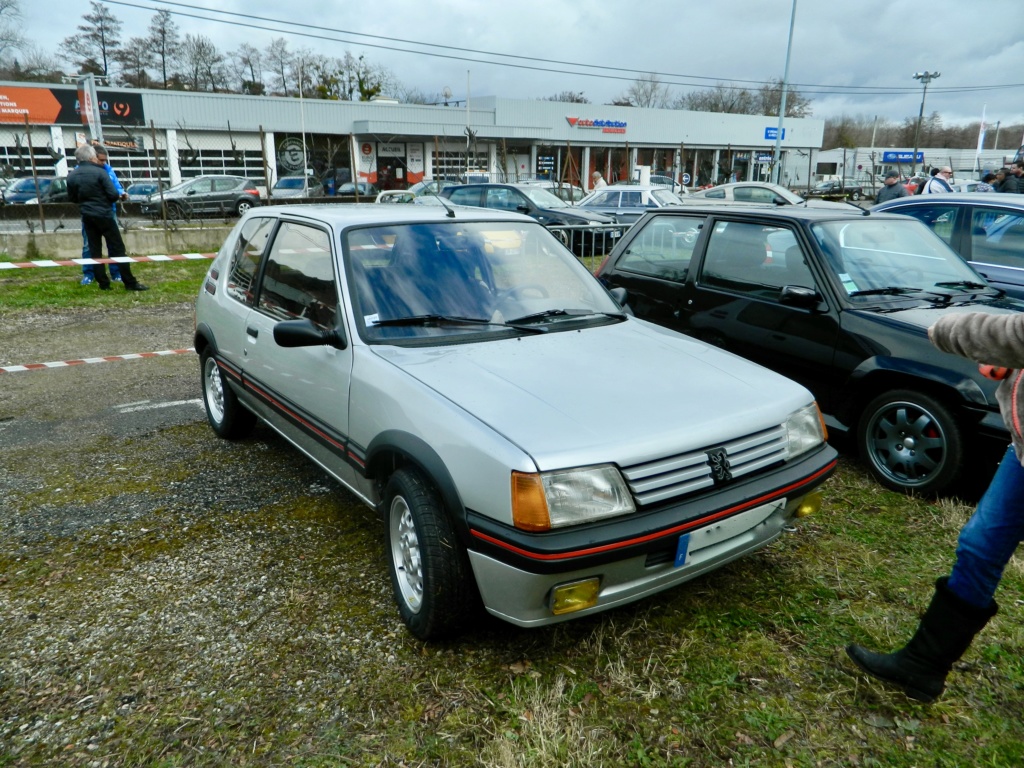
[874,192,1024,210]
[639,201,891,222]
[241,202,535,227]
[604,184,673,192]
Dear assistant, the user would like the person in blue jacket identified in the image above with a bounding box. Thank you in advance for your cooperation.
[80,144,124,285]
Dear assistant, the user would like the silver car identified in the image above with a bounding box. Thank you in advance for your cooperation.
[194,205,836,639]
[578,185,687,223]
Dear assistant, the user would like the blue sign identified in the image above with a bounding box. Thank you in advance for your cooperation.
[681,173,691,185]
[882,151,925,163]
[756,153,773,163]
[764,127,786,140]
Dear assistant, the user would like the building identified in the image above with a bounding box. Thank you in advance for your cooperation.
[0,80,826,193]
[812,146,1016,186]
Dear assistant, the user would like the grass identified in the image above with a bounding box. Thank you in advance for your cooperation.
[2,260,1023,767]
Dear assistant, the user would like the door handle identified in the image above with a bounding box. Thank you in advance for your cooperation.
[246,326,259,338]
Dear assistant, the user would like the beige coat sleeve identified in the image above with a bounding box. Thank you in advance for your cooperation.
[929,312,1024,368]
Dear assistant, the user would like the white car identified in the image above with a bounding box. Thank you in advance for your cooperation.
[194,205,836,639]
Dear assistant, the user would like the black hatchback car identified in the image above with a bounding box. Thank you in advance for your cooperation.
[596,204,1022,496]
[873,192,1024,300]
[440,182,618,255]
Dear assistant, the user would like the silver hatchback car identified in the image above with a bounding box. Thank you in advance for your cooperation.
[194,204,837,639]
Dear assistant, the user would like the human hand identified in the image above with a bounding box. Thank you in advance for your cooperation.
[979,365,1011,381]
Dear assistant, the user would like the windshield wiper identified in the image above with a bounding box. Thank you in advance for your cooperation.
[934,280,1003,297]
[373,314,546,334]
[506,308,627,325]
[848,286,924,297]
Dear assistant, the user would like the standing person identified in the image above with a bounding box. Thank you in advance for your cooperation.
[994,169,1020,194]
[875,171,910,203]
[845,311,1024,702]
[66,144,148,292]
[1011,162,1023,191]
[921,166,954,194]
[80,144,124,285]
[975,172,997,193]
[591,171,607,190]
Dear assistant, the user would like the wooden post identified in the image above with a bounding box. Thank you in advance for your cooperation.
[24,114,46,232]
[150,120,168,231]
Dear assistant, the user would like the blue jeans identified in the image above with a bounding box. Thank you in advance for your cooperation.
[81,223,121,280]
[948,445,1024,608]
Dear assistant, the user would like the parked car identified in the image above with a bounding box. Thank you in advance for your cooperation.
[647,174,686,194]
[596,204,1021,496]
[440,182,618,254]
[141,175,261,218]
[320,167,352,195]
[270,174,325,199]
[4,176,68,204]
[873,192,1024,299]
[335,181,379,198]
[805,179,866,200]
[194,204,836,639]
[577,185,686,224]
[521,180,587,203]
[124,181,163,202]
[688,182,820,207]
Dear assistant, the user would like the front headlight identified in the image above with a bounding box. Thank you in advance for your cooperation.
[511,465,636,531]
[784,402,827,460]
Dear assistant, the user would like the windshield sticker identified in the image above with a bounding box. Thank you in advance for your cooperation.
[838,273,859,294]
[364,313,380,327]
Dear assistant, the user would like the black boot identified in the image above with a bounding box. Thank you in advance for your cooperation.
[846,577,997,702]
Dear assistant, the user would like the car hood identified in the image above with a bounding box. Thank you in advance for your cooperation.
[370,319,811,469]
[544,207,616,224]
[848,295,1024,331]
[271,188,307,198]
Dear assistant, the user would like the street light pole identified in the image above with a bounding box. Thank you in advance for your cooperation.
[910,71,940,176]
[771,0,798,185]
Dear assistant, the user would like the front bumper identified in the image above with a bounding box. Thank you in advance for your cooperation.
[465,444,837,627]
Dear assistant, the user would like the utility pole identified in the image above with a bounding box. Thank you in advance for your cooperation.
[771,0,798,185]
[910,71,939,176]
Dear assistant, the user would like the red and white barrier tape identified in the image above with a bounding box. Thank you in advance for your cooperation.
[0,348,196,373]
[0,253,217,270]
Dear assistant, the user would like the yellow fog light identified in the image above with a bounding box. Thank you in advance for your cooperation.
[795,491,822,518]
[551,578,601,615]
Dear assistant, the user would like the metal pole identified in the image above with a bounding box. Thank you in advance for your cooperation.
[772,0,797,185]
[910,71,940,176]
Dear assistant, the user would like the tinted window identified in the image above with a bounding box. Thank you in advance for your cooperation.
[484,187,520,211]
[214,178,241,191]
[258,223,337,329]
[225,216,275,306]
[893,204,957,245]
[970,208,1024,269]
[188,178,213,194]
[585,191,619,206]
[447,187,480,206]
[616,215,704,281]
[620,191,643,207]
[700,221,776,297]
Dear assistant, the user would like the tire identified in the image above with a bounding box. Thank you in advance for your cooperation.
[383,467,476,640]
[857,389,964,495]
[850,190,862,201]
[200,349,256,439]
[165,201,185,220]
[235,199,254,216]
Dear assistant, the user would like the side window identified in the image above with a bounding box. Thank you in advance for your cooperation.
[896,205,957,245]
[700,221,775,297]
[616,215,704,282]
[258,223,337,329]
[485,187,519,211]
[971,209,1024,269]
[214,178,240,192]
[620,191,642,207]
[225,216,276,306]
[703,188,725,199]
[448,187,479,206]
[188,178,213,194]
[587,191,619,206]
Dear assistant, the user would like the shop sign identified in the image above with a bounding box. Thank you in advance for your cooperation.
[0,85,145,126]
[378,143,405,157]
[764,127,786,140]
[882,151,924,163]
[566,117,627,134]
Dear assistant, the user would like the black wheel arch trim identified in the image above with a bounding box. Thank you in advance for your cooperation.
[467,444,838,575]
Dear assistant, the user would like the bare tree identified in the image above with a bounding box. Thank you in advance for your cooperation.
[613,74,668,109]
[61,0,122,77]
[177,33,224,92]
[114,36,153,88]
[264,37,292,95]
[394,84,442,105]
[0,0,24,60]
[147,9,179,89]
[230,42,263,94]
[754,78,813,118]
[0,43,61,82]
[543,90,590,104]
[672,83,756,114]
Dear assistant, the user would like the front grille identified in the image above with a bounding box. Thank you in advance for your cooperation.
[620,425,789,506]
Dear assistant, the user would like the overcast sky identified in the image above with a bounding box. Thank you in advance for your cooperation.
[28,0,1024,134]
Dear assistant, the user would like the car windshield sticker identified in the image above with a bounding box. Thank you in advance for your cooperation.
[365,313,380,327]
[838,273,859,293]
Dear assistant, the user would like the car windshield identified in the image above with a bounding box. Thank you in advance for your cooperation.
[810,218,991,300]
[9,178,50,192]
[345,221,622,343]
[274,177,306,189]
[520,186,569,208]
[652,189,684,206]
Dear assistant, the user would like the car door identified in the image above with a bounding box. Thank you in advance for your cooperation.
[679,218,842,407]
[961,204,1024,299]
[242,219,357,486]
[183,177,214,214]
[212,177,241,213]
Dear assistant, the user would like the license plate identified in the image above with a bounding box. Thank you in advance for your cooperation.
[674,533,691,567]
[610,230,621,238]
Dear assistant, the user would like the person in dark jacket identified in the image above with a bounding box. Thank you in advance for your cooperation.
[846,311,1024,702]
[994,168,1020,194]
[875,171,910,203]
[66,144,147,291]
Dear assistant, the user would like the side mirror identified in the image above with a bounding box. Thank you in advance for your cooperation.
[274,318,348,350]
[516,204,531,213]
[607,286,634,315]
[779,285,823,310]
